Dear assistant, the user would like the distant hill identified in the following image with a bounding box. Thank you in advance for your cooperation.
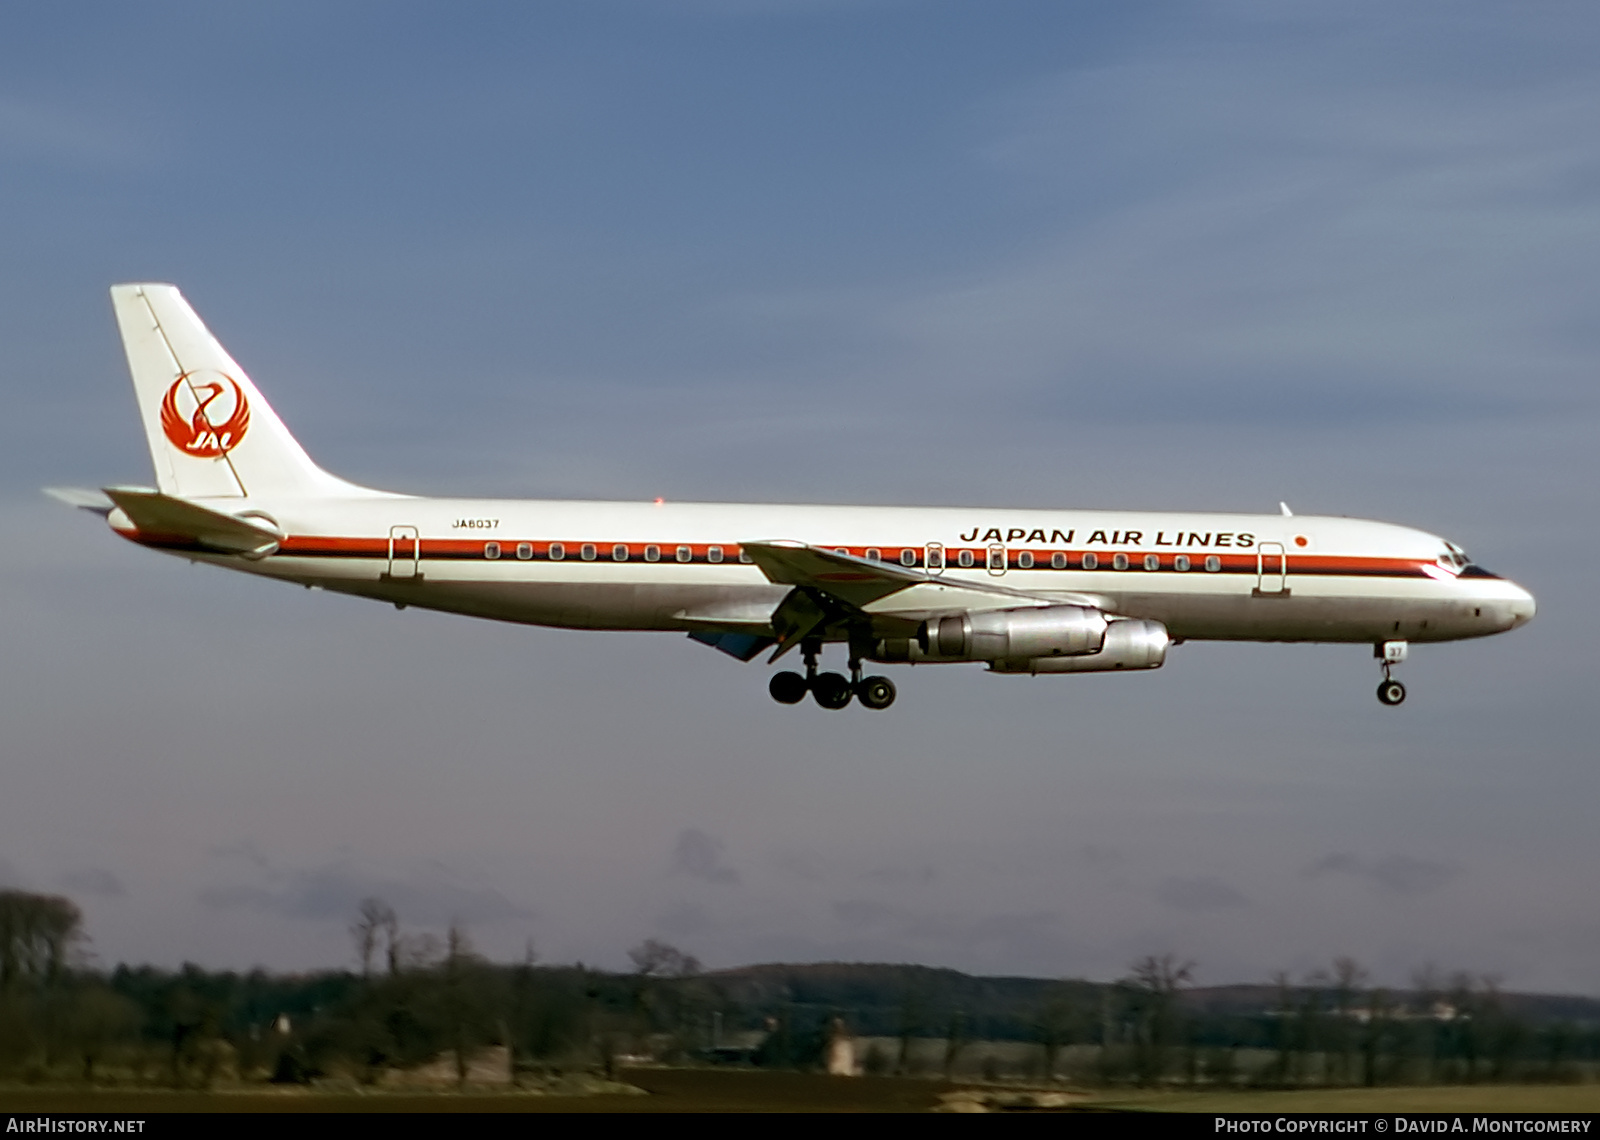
[706,962,1096,1040]
[704,963,1600,1042]
[1187,983,1600,1025]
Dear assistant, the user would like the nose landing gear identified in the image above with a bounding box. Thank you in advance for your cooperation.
[1375,640,1408,706]
[768,641,897,710]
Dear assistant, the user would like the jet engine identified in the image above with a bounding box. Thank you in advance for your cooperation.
[874,605,1108,663]
[989,618,1170,674]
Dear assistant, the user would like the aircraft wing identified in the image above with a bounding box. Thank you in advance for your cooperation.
[739,540,927,608]
[740,540,1098,612]
[739,540,1104,661]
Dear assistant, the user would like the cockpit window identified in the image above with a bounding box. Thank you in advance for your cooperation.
[1439,544,1471,570]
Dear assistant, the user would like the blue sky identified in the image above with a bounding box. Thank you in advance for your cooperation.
[2,2,1598,991]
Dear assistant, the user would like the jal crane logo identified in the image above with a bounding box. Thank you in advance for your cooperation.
[159,372,251,458]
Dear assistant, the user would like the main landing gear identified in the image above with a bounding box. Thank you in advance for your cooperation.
[769,640,897,711]
[1375,640,1408,706]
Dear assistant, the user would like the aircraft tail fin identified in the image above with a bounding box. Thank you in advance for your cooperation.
[110,284,380,500]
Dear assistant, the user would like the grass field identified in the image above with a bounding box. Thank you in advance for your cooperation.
[0,1070,952,1113]
[2,1073,1598,1113]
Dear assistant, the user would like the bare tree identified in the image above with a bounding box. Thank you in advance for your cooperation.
[380,906,400,975]
[1360,985,1394,1087]
[0,891,83,990]
[1329,957,1370,1085]
[1123,954,1195,1087]
[444,921,484,1087]
[395,931,443,971]
[1033,983,1078,1081]
[66,985,141,1083]
[942,1008,970,1079]
[1410,963,1442,1083]
[446,920,478,966]
[895,987,924,1076]
[626,938,701,978]
[350,897,396,978]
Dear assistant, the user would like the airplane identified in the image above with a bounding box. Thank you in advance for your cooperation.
[48,284,1536,711]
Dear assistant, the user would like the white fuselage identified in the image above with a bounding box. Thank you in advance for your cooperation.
[114,495,1536,648]
[83,282,1537,708]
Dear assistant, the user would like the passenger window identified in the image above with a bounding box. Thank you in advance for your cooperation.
[644,545,660,562]
[613,543,628,562]
[708,546,723,563]
[548,542,565,561]
[957,549,975,568]
[987,547,1005,570]
[516,542,533,560]
[1050,552,1067,569]
[676,545,692,563]
[899,548,917,567]
[1113,553,1130,570]
[1205,555,1221,572]
[865,548,881,561]
[1082,552,1098,570]
[1144,554,1160,571]
[738,549,752,564]
[926,545,944,570]
[1017,551,1034,569]
[1175,555,1190,572]
[484,542,501,560]
[580,543,597,561]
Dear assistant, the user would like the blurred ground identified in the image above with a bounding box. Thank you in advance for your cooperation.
[4,1073,1600,1113]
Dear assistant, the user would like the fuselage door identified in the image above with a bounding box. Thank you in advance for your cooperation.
[1254,541,1288,597]
[925,542,945,575]
[987,543,1007,577]
[387,525,421,580]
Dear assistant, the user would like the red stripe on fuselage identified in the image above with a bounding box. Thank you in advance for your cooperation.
[244,535,1441,579]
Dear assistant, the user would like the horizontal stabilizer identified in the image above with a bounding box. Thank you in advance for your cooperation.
[43,487,117,516]
[102,486,284,557]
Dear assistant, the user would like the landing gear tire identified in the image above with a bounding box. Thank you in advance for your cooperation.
[769,671,809,705]
[1377,679,1407,706]
[856,675,897,710]
[812,672,854,709]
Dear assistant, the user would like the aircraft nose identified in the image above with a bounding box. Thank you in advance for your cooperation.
[1497,582,1536,627]
[1508,583,1536,628]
